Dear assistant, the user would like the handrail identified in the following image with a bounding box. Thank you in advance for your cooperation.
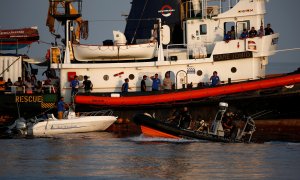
[80,109,114,116]
[181,0,239,19]
[166,43,207,61]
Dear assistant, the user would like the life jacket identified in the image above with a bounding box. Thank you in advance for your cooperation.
[0,80,5,91]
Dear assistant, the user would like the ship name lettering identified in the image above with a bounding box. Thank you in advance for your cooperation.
[15,96,43,103]
[213,52,253,61]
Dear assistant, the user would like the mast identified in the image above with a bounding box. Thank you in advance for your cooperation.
[48,0,83,63]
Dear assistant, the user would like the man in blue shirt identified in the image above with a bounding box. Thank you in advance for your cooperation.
[57,96,67,119]
[121,78,130,93]
[210,71,220,86]
[240,29,248,39]
[70,75,79,97]
[151,73,161,91]
[224,31,232,42]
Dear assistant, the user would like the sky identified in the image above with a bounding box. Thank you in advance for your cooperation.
[0,0,299,74]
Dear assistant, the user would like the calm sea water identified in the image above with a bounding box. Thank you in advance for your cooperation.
[0,132,299,180]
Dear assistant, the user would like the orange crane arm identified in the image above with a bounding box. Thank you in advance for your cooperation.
[46,1,88,42]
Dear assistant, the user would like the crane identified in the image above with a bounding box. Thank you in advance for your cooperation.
[46,0,88,43]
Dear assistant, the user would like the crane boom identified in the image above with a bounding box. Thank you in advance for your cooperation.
[46,0,88,43]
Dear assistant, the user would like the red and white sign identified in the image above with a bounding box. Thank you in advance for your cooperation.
[158,5,175,17]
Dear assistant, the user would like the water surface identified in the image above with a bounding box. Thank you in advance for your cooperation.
[0,132,299,179]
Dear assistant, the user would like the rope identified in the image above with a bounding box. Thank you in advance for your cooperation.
[275,48,300,52]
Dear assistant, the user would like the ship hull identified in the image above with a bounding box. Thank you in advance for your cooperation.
[0,27,39,50]
[0,94,57,126]
[74,73,300,108]
[74,78,300,121]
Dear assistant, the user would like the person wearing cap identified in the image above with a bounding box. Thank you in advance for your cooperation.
[70,75,79,97]
[83,75,93,94]
[141,75,147,92]
[150,73,161,91]
[57,96,68,119]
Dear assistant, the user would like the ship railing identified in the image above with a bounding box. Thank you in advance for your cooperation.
[166,43,207,60]
[166,44,187,61]
[236,116,256,142]
[181,0,239,19]
[79,109,114,117]
[4,85,56,94]
[9,86,25,94]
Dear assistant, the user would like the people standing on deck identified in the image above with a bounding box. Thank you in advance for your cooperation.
[121,78,131,93]
[141,75,147,92]
[230,26,236,40]
[224,31,232,42]
[210,71,221,87]
[57,96,68,120]
[240,29,248,39]
[70,75,79,97]
[30,74,37,88]
[163,72,172,91]
[82,75,93,94]
[151,73,161,91]
[14,77,24,93]
[24,76,33,94]
[5,78,13,91]
[264,23,274,35]
[35,80,43,94]
[258,26,264,37]
[248,27,257,38]
[0,77,5,93]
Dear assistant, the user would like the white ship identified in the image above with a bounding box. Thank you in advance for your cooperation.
[45,0,300,119]
[52,0,280,99]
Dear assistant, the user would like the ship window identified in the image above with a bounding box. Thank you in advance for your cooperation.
[129,74,135,80]
[224,22,236,39]
[78,75,84,81]
[200,24,207,35]
[197,70,203,76]
[236,21,250,39]
[231,67,237,73]
[103,75,109,81]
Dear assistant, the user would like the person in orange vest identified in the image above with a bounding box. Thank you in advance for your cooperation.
[0,77,5,93]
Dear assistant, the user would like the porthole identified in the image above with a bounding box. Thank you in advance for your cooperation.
[231,67,237,73]
[197,70,203,76]
[129,74,135,80]
[103,75,109,81]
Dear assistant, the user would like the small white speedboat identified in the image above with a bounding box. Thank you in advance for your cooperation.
[7,110,117,137]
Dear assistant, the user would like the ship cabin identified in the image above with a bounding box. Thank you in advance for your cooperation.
[165,0,278,62]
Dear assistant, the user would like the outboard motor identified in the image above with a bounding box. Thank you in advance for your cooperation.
[5,117,28,136]
[16,118,27,135]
